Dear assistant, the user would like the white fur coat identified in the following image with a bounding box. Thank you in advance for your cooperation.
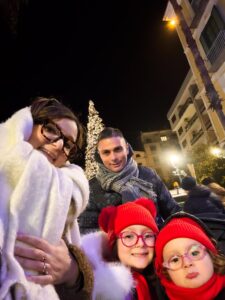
[0,107,89,300]
[81,231,135,300]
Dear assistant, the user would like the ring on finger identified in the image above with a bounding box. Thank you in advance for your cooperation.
[42,256,48,275]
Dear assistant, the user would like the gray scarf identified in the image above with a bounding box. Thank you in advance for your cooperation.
[96,158,157,203]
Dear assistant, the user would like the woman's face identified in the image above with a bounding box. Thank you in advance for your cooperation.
[163,237,214,288]
[28,118,78,167]
[117,225,155,271]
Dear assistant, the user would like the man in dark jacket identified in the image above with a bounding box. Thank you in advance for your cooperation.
[181,176,225,216]
[79,127,181,234]
[181,176,225,254]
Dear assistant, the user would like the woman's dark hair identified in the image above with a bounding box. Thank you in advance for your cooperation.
[31,97,85,162]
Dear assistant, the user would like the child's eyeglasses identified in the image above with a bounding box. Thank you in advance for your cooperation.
[117,231,156,247]
[163,244,206,271]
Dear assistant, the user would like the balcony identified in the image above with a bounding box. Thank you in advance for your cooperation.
[207,30,225,70]
[190,1,208,28]
[185,113,198,131]
[178,98,193,118]
[189,84,199,99]
[190,129,204,145]
[204,118,212,129]
[198,103,206,113]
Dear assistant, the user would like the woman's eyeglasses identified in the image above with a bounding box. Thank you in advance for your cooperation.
[163,244,206,271]
[41,120,77,161]
[118,231,156,248]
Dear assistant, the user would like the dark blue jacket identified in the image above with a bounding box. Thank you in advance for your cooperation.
[183,185,225,215]
[78,166,181,234]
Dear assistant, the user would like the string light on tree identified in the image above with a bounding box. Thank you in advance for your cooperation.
[85,100,105,179]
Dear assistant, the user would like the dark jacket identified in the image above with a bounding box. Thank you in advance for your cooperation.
[55,244,93,300]
[78,166,181,234]
[183,185,225,216]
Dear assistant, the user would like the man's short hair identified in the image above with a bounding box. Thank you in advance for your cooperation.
[97,127,125,144]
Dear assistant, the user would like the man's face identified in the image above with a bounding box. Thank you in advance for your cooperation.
[97,136,129,172]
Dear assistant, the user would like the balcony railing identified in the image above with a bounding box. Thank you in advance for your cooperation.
[178,98,193,118]
[185,113,198,131]
[207,30,225,65]
[190,129,204,145]
[190,0,208,28]
[204,118,212,129]
[189,0,204,12]
[198,104,206,113]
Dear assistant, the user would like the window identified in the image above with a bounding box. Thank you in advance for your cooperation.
[145,138,152,143]
[178,127,183,136]
[188,0,203,12]
[160,136,167,142]
[189,84,199,98]
[182,140,187,148]
[200,6,225,55]
[150,145,157,151]
[171,115,176,123]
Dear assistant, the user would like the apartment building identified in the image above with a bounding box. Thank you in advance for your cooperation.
[167,69,218,152]
[140,130,181,182]
[164,0,225,148]
[133,150,149,167]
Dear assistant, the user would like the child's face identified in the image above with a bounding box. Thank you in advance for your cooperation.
[163,237,214,288]
[117,225,155,271]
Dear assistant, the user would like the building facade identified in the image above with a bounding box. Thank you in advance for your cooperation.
[140,129,182,183]
[167,69,218,153]
[164,0,225,148]
[133,150,149,167]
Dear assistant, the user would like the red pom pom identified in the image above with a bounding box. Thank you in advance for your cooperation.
[134,197,157,219]
[98,206,117,233]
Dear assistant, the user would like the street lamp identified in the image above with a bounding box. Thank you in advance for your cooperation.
[168,153,187,184]
[165,17,177,30]
[210,146,225,158]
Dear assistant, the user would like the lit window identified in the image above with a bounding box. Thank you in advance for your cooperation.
[161,136,167,141]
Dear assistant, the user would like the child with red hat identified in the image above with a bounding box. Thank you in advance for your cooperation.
[154,212,225,300]
[81,197,159,300]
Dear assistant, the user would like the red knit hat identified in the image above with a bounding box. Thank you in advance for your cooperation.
[155,216,217,277]
[98,198,159,249]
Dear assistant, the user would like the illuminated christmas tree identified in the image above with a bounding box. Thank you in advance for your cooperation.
[85,100,104,179]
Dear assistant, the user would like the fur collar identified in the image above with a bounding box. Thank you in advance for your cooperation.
[81,231,134,300]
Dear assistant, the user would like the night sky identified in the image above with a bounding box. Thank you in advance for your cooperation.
[0,0,189,149]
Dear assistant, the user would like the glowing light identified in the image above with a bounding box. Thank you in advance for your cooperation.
[167,152,182,167]
[170,19,177,27]
[164,17,178,30]
[210,147,222,157]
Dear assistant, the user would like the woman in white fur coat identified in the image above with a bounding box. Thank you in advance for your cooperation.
[0,97,93,300]
[81,197,159,300]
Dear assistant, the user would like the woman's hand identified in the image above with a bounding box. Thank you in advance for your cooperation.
[15,234,79,286]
